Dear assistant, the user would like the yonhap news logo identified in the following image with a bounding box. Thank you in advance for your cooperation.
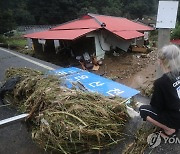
[147,131,180,148]
[147,132,161,148]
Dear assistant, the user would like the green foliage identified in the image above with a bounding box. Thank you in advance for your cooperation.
[171,24,180,39]
[27,0,79,24]
[149,30,158,41]
[2,32,27,49]
[14,8,35,25]
[0,0,168,31]
[7,38,27,49]
[0,9,16,34]
[0,35,7,43]
[122,0,158,19]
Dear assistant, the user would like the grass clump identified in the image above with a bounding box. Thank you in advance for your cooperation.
[6,36,27,49]
[5,67,130,154]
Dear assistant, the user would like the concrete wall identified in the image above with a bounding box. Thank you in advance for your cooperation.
[87,31,107,60]
[87,30,132,60]
[132,37,144,46]
[103,30,132,51]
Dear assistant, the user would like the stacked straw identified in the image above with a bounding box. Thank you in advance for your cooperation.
[5,68,129,154]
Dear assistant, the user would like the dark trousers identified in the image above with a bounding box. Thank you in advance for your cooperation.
[139,105,174,128]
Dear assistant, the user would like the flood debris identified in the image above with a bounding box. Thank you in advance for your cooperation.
[141,83,154,97]
[131,45,152,53]
[123,124,157,154]
[76,53,102,71]
[4,67,130,154]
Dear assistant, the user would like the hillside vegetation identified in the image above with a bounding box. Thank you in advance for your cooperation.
[0,0,159,34]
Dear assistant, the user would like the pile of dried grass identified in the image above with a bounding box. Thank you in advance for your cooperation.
[5,68,129,154]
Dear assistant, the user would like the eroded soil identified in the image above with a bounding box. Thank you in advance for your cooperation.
[96,49,157,94]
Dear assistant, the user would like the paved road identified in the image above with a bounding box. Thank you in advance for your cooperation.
[0,48,60,154]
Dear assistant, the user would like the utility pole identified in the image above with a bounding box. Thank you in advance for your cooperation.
[158,29,171,50]
[156,1,179,78]
[156,29,171,78]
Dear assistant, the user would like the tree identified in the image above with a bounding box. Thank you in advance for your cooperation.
[0,10,16,34]
[0,0,33,33]
[27,0,79,24]
[0,0,170,29]
[122,0,158,19]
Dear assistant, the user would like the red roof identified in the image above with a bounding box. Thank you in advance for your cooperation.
[171,39,180,45]
[25,13,153,40]
[24,29,95,40]
[94,15,153,31]
[112,31,144,40]
[52,18,100,30]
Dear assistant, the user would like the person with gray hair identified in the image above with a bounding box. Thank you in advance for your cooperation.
[139,44,180,137]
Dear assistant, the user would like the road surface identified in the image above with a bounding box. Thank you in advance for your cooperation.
[0,47,59,154]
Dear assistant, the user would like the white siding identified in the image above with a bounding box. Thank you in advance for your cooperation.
[87,30,132,60]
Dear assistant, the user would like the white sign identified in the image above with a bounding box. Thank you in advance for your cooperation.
[156,1,179,28]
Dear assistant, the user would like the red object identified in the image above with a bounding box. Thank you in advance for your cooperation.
[24,14,153,40]
[24,29,95,40]
[94,15,153,31]
[171,39,180,45]
[112,30,144,40]
[52,18,100,30]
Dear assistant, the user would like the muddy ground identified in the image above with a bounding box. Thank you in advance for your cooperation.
[96,49,157,95]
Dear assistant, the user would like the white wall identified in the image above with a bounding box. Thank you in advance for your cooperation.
[87,31,108,60]
[104,30,132,51]
[87,30,132,60]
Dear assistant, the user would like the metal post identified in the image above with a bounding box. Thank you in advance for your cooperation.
[156,28,171,78]
[158,29,171,50]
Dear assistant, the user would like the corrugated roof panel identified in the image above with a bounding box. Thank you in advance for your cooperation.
[93,14,154,31]
[171,39,180,45]
[52,18,100,30]
[112,30,144,40]
[24,29,96,40]
[24,14,154,40]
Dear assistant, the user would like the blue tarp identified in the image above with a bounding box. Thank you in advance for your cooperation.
[50,67,140,99]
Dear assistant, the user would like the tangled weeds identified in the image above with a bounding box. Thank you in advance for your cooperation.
[141,83,154,97]
[123,124,157,154]
[5,68,130,154]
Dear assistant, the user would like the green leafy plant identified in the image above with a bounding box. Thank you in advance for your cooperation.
[171,23,180,40]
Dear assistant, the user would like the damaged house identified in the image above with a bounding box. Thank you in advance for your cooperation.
[24,13,153,66]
